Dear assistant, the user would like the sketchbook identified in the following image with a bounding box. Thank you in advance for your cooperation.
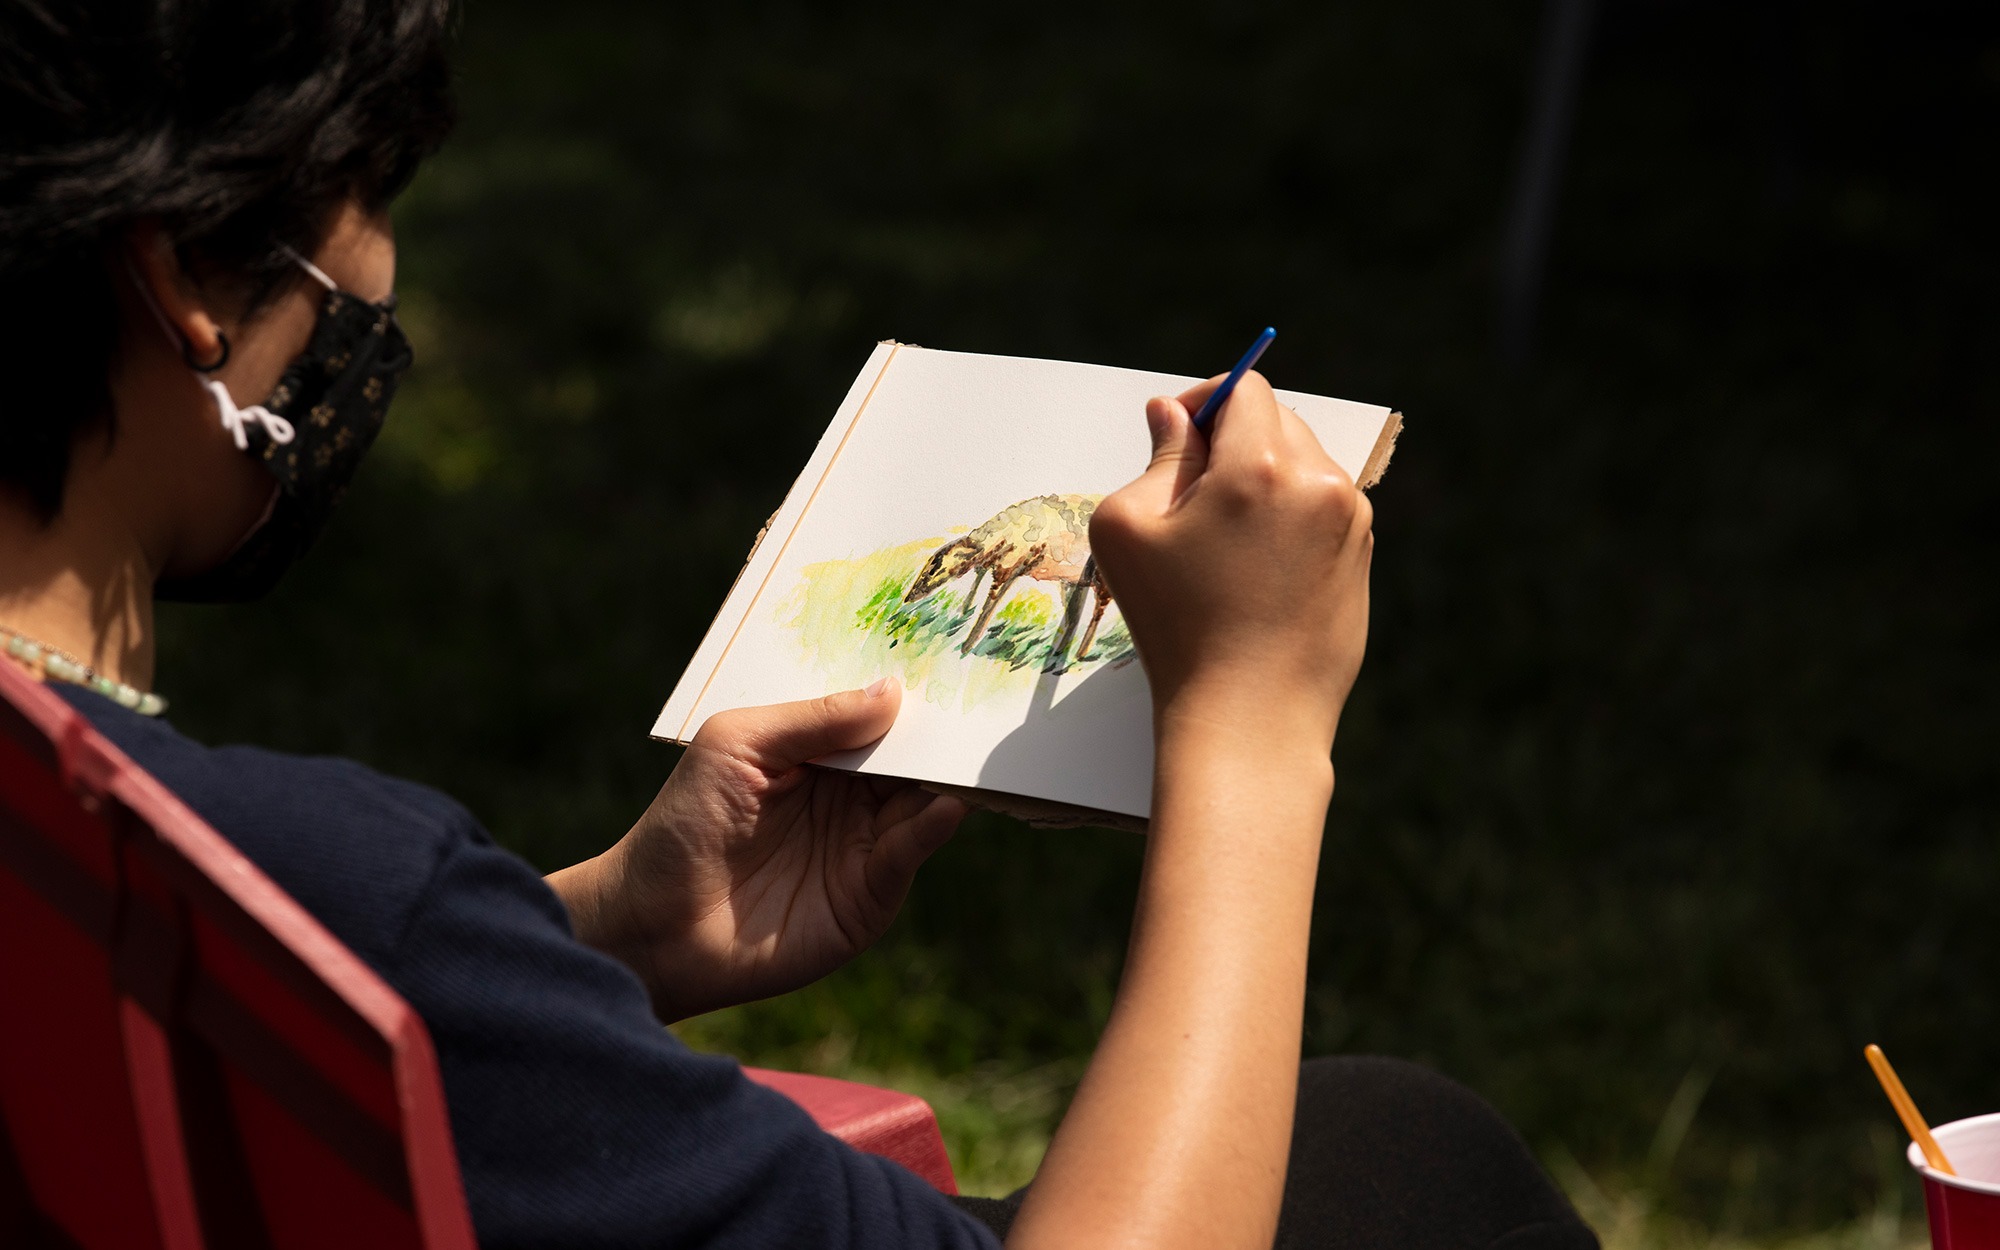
[652,343,1400,829]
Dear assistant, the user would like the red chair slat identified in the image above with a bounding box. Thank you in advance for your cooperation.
[0,663,475,1249]
[744,1068,958,1194]
[0,659,960,1245]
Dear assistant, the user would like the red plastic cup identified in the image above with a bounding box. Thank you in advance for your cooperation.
[1911,1114,2000,1249]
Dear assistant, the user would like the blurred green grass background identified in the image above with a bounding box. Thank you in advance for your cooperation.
[152,0,1998,1239]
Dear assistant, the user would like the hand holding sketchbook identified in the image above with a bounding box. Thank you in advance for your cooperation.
[653,343,1401,829]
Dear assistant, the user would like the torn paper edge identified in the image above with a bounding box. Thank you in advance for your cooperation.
[1357,411,1402,491]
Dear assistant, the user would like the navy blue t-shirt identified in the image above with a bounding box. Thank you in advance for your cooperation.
[60,687,1000,1250]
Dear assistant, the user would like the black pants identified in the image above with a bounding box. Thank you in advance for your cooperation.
[948,1056,1600,1250]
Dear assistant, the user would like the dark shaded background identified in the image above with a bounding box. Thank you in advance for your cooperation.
[155,0,1999,1230]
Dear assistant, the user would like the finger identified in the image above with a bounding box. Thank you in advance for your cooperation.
[863,792,967,912]
[1173,375,1223,416]
[1204,371,1287,466]
[1267,399,1362,500]
[1117,394,1210,513]
[1273,401,1337,470]
[697,678,903,771]
[872,779,942,829]
[1268,404,1365,537]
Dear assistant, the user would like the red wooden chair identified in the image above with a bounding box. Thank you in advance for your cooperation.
[0,661,953,1248]
[743,1068,954,1192]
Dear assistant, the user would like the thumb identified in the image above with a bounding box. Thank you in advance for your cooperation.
[1126,395,1209,509]
[696,678,903,771]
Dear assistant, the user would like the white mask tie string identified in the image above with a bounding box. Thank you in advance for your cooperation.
[123,248,327,451]
[278,243,339,291]
[200,378,296,450]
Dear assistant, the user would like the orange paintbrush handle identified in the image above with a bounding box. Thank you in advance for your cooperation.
[1867,1044,1956,1176]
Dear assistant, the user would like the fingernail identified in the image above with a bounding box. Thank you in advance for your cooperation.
[864,677,891,697]
[1145,400,1171,438]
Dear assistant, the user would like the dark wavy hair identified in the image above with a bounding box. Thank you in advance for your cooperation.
[0,0,456,521]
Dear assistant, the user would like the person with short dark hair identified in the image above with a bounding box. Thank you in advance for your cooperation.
[0,3,1599,1248]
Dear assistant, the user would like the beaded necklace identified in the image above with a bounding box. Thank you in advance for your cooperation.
[0,625,168,716]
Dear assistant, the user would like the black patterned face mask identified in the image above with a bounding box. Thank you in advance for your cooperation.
[155,253,413,603]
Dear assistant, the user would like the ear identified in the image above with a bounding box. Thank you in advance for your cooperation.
[125,220,228,369]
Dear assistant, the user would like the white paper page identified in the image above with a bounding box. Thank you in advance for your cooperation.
[653,344,1394,819]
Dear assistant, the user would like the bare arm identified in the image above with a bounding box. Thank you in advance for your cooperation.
[1009,372,1373,1250]
[544,367,1370,1250]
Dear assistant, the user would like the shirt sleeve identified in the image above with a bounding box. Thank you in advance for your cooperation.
[382,830,1003,1250]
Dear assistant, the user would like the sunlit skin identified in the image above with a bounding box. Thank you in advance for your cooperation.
[559,369,1373,1250]
[0,201,395,689]
[0,197,1373,1249]
[1006,376,1372,1250]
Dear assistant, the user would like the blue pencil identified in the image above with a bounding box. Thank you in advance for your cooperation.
[1189,326,1277,433]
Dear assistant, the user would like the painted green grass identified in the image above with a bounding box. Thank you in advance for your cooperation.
[777,539,1135,711]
